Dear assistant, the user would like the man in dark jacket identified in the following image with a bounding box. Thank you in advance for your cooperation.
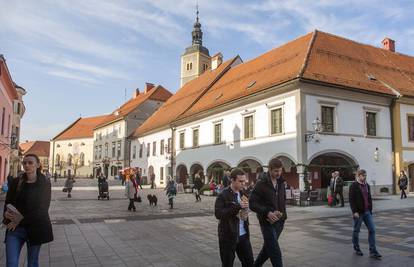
[214,168,254,267]
[349,169,381,259]
[250,158,286,267]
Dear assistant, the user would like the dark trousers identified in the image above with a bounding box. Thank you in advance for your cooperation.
[254,221,284,267]
[401,188,407,199]
[67,188,72,198]
[334,191,344,206]
[219,234,254,267]
[128,199,136,211]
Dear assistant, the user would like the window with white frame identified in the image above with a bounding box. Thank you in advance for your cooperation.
[160,140,164,155]
[214,123,222,144]
[408,115,414,142]
[193,128,199,147]
[117,141,121,158]
[112,142,116,158]
[139,144,143,158]
[270,108,283,135]
[167,138,172,153]
[147,143,150,157]
[152,141,156,156]
[243,115,254,139]
[132,145,137,159]
[179,132,185,149]
[160,167,164,184]
[321,106,335,132]
[366,112,377,136]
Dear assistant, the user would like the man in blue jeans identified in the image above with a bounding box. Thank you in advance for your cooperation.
[349,169,382,259]
[250,158,286,267]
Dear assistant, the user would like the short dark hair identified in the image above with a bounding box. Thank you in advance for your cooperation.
[268,158,283,170]
[230,168,245,180]
[357,169,366,176]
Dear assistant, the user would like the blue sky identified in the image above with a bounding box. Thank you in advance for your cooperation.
[1,0,414,141]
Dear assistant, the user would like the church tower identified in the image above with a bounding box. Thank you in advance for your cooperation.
[180,6,211,87]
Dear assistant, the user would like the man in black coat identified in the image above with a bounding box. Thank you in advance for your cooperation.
[349,169,381,259]
[250,158,286,267]
[214,168,254,267]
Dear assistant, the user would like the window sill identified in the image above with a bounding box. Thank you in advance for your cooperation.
[270,132,284,137]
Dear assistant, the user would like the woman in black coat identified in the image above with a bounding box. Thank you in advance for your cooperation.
[3,153,53,267]
[398,171,408,199]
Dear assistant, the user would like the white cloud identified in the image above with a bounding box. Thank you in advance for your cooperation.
[46,70,98,84]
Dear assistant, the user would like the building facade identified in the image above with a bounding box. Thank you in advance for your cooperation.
[0,55,18,185]
[50,115,108,178]
[20,141,49,173]
[93,84,171,178]
[131,30,414,195]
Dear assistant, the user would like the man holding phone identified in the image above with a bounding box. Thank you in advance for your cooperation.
[250,158,287,267]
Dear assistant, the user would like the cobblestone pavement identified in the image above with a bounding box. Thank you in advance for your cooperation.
[1,184,414,266]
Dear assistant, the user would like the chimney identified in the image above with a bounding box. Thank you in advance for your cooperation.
[211,53,223,70]
[133,88,140,99]
[144,82,155,93]
[382,38,395,52]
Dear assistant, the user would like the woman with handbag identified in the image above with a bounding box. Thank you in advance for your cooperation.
[125,175,136,212]
[3,153,53,267]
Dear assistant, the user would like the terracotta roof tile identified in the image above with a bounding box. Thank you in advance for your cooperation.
[53,115,109,141]
[95,85,172,129]
[19,141,50,157]
[134,57,239,136]
[179,32,313,120]
[302,30,414,96]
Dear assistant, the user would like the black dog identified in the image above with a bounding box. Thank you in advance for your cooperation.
[147,194,158,206]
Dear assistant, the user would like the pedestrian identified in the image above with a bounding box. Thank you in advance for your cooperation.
[329,172,336,206]
[3,153,53,267]
[333,171,344,207]
[222,170,231,188]
[193,171,203,202]
[125,175,136,212]
[256,166,264,181]
[7,172,14,186]
[250,158,287,267]
[53,171,58,183]
[120,171,126,186]
[150,173,156,189]
[135,169,143,190]
[165,176,177,209]
[398,171,408,199]
[349,169,382,259]
[64,174,75,198]
[214,168,254,267]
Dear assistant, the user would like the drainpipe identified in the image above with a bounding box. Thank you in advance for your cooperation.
[170,126,176,180]
[390,98,397,195]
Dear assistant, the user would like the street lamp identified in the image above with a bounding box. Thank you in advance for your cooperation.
[305,117,322,143]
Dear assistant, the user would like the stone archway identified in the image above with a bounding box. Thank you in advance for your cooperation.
[207,161,231,184]
[237,159,262,183]
[308,151,359,190]
[190,163,204,184]
[176,164,188,185]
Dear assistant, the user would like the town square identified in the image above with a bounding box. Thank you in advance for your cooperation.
[1,1,414,266]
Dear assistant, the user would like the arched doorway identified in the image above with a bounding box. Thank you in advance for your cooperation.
[207,161,231,184]
[176,164,188,184]
[190,163,204,184]
[308,152,359,190]
[274,156,298,189]
[408,163,414,192]
[237,159,262,184]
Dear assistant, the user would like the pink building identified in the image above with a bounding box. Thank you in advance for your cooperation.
[0,55,18,185]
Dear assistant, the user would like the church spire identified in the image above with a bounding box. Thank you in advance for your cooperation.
[192,3,203,45]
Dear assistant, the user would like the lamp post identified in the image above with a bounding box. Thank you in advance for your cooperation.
[305,117,322,143]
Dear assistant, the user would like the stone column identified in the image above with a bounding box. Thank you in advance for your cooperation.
[297,165,306,192]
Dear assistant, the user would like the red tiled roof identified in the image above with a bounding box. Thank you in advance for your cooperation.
[133,57,240,136]
[53,115,109,141]
[19,141,50,157]
[95,85,172,129]
[178,30,414,121]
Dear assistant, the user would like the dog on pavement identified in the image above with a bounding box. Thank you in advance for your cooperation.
[147,194,158,206]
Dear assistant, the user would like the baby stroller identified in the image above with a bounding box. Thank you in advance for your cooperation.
[98,180,110,200]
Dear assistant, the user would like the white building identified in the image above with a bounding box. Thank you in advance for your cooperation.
[50,115,108,178]
[92,83,171,178]
[131,30,414,195]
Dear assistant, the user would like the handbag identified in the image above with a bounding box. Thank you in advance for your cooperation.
[62,187,68,192]
[134,195,142,202]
